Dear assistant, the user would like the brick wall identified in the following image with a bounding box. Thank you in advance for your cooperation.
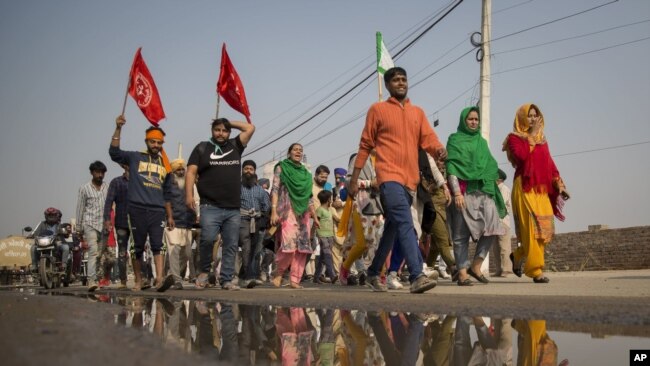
[488,225,650,272]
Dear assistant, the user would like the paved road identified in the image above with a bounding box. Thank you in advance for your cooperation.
[2,269,649,365]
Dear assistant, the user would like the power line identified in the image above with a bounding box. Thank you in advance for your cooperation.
[499,140,650,165]
[493,0,535,15]
[244,0,465,157]
[490,0,619,43]
[493,19,650,55]
[248,1,462,152]
[493,36,650,76]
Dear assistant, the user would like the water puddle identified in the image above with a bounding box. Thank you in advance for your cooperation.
[65,292,649,365]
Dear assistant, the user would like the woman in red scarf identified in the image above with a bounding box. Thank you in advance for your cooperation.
[503,104,570,283]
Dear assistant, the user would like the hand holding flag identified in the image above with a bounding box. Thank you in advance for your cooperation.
[217,43,251,123]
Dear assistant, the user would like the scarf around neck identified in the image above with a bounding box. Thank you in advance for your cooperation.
[277,158,312,215]
[446,106,506,218]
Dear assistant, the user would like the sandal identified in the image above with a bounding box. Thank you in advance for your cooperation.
[457,278,473,286]
[290,282,303,289]
[195,273,209,289]
[467,268,489,284]
[533,276,550,283]
[509,254,523,278]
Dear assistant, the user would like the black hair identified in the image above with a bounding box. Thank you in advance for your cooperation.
[89,160,107,173]
[287,143,303,156]
[315,165,330,175]
[317,189,333,204]
[383,67,407,84]
[211,118,232,132]
[145,126,166,136]
[242,160,256,170]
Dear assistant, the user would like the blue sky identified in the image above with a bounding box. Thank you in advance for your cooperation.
[1,0,649,236]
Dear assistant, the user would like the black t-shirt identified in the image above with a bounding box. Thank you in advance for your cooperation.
[188,136,244,208]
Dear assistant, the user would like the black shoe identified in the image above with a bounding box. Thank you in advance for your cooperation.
[533,276,550,283]
[347,274,358,286]
[467,268,489,284]
[510,254,523,278]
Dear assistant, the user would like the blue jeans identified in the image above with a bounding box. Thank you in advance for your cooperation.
[368,182,422,283]
[199,204,240,284]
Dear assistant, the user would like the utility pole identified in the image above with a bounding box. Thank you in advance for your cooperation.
[479,0,492,143]
[480,0,492,274]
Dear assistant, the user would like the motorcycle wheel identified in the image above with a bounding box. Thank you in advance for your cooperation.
[63,265,71,287]
[39,257,54,289]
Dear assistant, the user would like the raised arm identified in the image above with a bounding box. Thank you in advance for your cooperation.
[229,120,255,147]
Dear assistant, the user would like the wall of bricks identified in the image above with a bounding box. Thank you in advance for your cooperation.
[488,225,650,272]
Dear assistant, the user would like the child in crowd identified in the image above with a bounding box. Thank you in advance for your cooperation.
[314,190,338,283]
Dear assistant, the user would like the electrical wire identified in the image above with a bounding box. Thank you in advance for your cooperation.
[244,0,465,157]
[493,36,650,76]
[493,19,650,55]
[499,141,650,165]
[490,0,619,43]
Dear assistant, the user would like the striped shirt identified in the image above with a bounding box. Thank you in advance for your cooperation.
[354,97,444,191]
[76,181,108,232]
[103,175,129,229]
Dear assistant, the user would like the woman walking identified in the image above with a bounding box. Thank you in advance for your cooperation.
[446,106,506,286]
[503,103,569,283]
[270,143,318,289]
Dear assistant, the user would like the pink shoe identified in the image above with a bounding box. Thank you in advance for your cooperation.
[338,264,349,286]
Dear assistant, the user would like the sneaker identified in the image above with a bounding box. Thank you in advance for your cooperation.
[173,282,184,290]
[410,274,437,294]
[437,268,451,279]
[88,280,98,292]
[366,275,388,292]
[358,272,367,286]
[387,271,404,290]
[222,281,241,291]
[242,279,257,289]
[98,278,111,289]
[338,264,349,286]
[314,275,331,284]
[422,265,439,281]
[259,272,268,283]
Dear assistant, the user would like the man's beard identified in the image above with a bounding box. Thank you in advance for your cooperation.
[242,173,256,188]
[92,178,103,186]
[174,174,186,190]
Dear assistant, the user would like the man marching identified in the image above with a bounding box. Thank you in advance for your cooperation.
[109,115,175,292]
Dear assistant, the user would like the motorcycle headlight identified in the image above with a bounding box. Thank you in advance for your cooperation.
[37,237,53,247]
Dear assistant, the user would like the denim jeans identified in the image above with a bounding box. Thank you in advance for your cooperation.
[238,218,263,280]
[199,204,240,284]
[115,227,130,283]
[368,182,422,283]
[449,207,496,270]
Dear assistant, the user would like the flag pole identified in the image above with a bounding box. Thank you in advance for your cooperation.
[378,73,383,102]
[215,93,221,120]
[121,77,130,116]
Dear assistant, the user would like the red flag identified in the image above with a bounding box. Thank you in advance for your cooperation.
[217,43,251,123]
[128,47,165,126]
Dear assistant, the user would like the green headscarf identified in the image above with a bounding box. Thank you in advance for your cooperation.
[446,106,506,218]
[277,158,313,216]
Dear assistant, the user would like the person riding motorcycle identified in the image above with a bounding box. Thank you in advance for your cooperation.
[30,207,70,276]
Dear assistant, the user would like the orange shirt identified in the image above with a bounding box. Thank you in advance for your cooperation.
[354,97,443,191]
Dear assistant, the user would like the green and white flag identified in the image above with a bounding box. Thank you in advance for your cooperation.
[376,31,394,75]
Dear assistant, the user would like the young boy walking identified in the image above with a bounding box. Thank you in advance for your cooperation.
[314,190,338,284]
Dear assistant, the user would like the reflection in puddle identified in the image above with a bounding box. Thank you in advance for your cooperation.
[86,294,648,365]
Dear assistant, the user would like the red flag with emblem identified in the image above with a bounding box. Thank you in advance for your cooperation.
[128,47,166,126]
[217,43,251,123]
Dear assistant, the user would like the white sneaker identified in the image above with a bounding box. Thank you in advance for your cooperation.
[422,265,439,281]
[437,267,451,279]
[387,271,403,290]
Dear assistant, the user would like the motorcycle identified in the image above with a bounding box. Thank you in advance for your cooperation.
[33,229,72,289]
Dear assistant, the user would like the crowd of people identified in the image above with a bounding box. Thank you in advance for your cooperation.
[31,66,570,294]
